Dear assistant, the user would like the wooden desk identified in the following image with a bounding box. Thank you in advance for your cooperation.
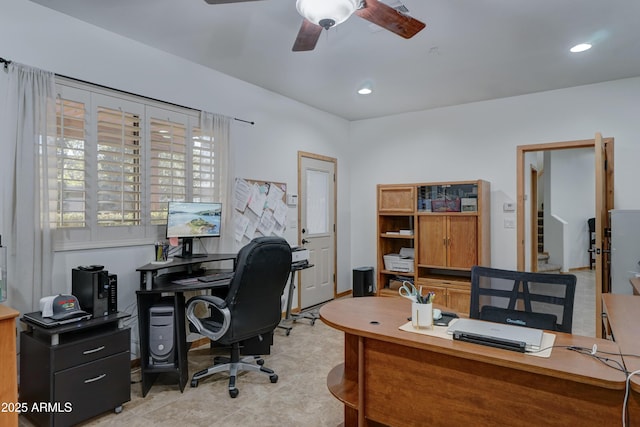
[0,305,19,427]
[630,277,640,295]
[320,297,633,427]
[602,294,640,392]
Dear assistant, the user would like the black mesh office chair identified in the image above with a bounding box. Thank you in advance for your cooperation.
[186,236,292,398]
[470,266,576,333]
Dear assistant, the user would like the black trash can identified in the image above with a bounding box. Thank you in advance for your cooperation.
[353,267,375,297]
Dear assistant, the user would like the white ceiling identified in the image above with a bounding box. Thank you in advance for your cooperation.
[30,0,640,121]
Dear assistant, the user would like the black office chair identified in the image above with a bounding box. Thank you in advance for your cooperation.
[469,266,576,333]
[186,236,292,398]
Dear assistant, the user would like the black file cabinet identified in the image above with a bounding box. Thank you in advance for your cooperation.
[19,313,131,427]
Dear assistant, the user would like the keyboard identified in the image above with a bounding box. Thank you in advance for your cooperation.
[197,272,234,283]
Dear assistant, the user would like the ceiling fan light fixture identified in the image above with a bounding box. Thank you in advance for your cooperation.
[296,0,360,29]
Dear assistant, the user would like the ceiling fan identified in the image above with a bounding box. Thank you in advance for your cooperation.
[203,0,426,51]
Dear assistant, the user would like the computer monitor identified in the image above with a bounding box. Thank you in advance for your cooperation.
[166,201,222,258]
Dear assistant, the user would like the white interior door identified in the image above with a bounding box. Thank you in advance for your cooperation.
[299,153,336,309]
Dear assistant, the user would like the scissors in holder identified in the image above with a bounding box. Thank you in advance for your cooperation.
[398,281,419,301]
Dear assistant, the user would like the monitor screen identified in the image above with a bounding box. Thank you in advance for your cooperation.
[166,201,222,239]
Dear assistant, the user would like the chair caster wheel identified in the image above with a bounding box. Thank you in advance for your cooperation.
[229,388,239,398]
[286,329,291,336]
[311,319,316,326]
[191,379,199,388]
[270,374,278,383]
[257,359,264,366]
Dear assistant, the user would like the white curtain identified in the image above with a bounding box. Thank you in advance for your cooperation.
[199,112,233,250]
[4,62,57,315]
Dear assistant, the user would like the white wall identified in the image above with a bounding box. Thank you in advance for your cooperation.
[349,77,640,274]
[0,0,352,327]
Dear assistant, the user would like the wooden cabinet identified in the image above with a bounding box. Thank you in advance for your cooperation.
[378,185,415,213]
[376,180,490,315]
[418,215,477,268]
[418,277,471,314]
[0,305,19,427]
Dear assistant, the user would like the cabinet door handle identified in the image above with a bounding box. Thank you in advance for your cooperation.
[84,373,107,384]
[83,345,105,355]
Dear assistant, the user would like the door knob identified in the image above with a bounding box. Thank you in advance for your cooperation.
[302,238,309,244]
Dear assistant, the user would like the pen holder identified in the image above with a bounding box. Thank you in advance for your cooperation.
[155,243,169,262]
[412,302,433,329]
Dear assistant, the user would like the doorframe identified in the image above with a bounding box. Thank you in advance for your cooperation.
[516,138,614,270]
[517,137,614,337]
[530,165,539,272]
[297,151,338,309]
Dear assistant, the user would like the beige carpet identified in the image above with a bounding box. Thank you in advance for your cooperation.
[19,314,345,427]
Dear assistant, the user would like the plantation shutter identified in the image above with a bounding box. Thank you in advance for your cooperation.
[96,106,142,226]
[54,97,87,228]
[149,116,187,225]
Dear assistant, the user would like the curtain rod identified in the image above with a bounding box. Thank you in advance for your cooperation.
[0,56,255,125]
[0,57,11,70]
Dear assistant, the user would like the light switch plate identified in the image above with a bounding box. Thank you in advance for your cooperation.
[503,202,516,212]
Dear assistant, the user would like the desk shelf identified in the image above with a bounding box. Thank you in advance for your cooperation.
[326,363,357,410]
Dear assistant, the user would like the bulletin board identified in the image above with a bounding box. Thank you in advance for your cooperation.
[232,177,288,245]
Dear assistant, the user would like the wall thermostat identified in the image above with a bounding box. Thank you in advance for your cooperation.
[287,194,298,206]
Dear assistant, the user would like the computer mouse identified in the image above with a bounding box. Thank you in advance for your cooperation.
[433,308,442,320]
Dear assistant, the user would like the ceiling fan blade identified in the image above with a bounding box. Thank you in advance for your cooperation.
[203,0,265,4]
[292,19,324,52]
[355,0,426,39]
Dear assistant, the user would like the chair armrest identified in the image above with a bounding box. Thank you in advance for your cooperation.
[186,295,231,341]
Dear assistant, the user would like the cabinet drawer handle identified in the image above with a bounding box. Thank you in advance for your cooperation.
[83,345,105,355]
[84,373,106,384]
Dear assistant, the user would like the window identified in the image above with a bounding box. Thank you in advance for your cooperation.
[52,80,228,250]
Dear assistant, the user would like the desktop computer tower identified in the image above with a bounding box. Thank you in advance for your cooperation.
[353,267,375,297]
[72,267,112,317]
[149,305,175,367]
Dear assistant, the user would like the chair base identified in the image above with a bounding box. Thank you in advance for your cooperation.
[190,344,278,398]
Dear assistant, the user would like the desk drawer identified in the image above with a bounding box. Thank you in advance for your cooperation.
[53,351,130,426]
[52,328,130,371]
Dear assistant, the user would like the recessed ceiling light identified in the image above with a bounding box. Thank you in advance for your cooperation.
[357,81,373,95]
[570,43,592,53]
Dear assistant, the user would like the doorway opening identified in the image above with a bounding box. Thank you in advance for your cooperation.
[516,135,614,337]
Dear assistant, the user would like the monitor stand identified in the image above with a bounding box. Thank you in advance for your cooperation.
[175,237,207,259]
